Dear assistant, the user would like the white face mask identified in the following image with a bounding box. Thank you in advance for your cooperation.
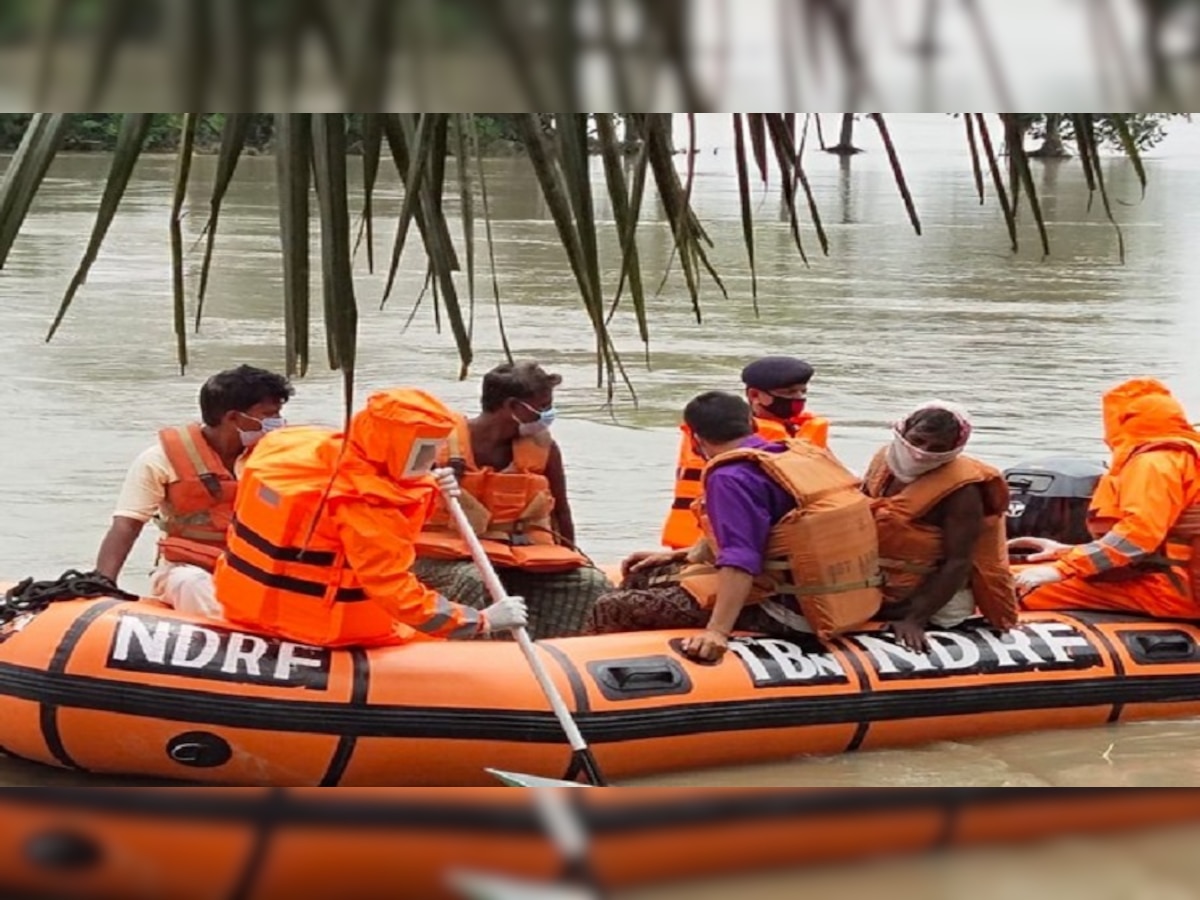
[885,429,964,483]
[237,415,287,448]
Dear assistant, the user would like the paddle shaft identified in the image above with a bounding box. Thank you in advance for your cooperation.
[443,492,603,775]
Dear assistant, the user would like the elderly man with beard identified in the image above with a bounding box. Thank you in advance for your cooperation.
[861,401,1018,652]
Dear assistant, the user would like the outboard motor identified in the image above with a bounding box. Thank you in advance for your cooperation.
[1004,457,1108,546]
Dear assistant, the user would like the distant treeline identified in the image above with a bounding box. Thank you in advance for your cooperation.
[0,114,532,154]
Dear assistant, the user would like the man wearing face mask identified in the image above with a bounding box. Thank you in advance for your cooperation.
[214,388,526,646]
[412,361,612,639]
[95,364,294,618]
[661,356,831,551]
[588,391,880,662]
[861,401,1017,652]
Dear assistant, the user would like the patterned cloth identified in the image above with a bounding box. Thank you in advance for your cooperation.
[411,558,612,640]
[582,563,800,637]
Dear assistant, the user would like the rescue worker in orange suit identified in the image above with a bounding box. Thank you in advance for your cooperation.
[587,391,880,663]
[661,356,831,550]
[862,401,1018,652]
[1012,378,1200,620]
[412,361,611,640]
[95,365,294,618]
[213,388,528,648]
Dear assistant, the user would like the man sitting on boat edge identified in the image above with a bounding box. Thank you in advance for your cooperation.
[862,401,1018,652]
[95,365,294,619]
[410,361,612,640]
[584,390,881,662]
[1013,378,1200,620]
[660,355,831,551]
[212,388,527,647]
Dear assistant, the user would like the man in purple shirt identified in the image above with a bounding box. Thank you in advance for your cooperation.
[583,391,808,662]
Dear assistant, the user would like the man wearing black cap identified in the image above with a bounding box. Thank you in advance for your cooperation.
[660,356,831,550]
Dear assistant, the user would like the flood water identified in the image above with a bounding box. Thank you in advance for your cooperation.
[2,113,1200,787]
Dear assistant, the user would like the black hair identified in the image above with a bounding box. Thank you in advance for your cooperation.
[684,391,755,443]
[480,361,562,413]
[905,407,962,441]
[199,365,294,427]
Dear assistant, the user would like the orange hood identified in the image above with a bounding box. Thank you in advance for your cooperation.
[1102,378,1200,473]
[317,388,458,512]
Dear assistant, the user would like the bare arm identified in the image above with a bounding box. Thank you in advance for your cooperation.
[544,441,576,545]
[95,516,146,581]
[903,484,985,628]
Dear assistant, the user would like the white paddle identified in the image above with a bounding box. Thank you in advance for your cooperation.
[443,491,607,786]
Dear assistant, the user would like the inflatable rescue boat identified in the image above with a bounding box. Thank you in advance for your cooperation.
[4,788,1200,898]
[0,594,1199,785]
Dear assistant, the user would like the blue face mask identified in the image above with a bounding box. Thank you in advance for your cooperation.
[238,414,287,448]
[516,402,556,437]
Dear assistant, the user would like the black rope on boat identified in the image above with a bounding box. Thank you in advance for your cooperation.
[1,570,138,625]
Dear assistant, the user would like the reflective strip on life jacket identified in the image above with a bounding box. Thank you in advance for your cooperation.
[225,518,366,603]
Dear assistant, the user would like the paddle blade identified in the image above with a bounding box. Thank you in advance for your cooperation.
[448,871,597,900]
[485,768,591,789]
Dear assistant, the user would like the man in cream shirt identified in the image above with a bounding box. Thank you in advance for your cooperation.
[96,365,293,617]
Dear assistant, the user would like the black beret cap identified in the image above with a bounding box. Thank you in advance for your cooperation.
[740,356,815,391]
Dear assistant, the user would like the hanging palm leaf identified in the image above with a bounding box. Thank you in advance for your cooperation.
[0,113,70,268]
[274,113,312,378]
[168,114,198,373]
[46,113,154,342]
[195,113,251,330]
[310,113,358,414]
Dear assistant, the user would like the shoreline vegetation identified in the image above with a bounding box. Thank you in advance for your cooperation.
[0,113,647,159]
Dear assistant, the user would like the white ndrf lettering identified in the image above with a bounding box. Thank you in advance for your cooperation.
[925,631,982,671]
[856,634,937,675]
[274,641,325,681]
[1025,621,1092,664]
[977,626,1048,668]
[112,616,171,664]
[220,633,270,677]
[170,624,220,669]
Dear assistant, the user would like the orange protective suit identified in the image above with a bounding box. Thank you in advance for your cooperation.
[215,388,485,647]
[1021,378,1200,619]
[661,412,831,550]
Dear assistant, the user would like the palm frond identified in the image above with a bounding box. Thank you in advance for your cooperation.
[0,113,70,268]
[169,114,198,374]
[47,113,154,342]
[274,113,312,378]
[196,113,251,330]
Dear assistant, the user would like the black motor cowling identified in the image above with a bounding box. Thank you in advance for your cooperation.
[1004,457,1107,546]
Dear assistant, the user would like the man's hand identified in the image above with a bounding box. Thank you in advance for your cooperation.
[621,550,685,578]
[681,628,730,662]
[890,618,930,653]
[1013,564,1064,597]
[1008,536,1071,563]
[432,467,461,498]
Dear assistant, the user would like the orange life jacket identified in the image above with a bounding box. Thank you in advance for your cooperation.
[215,426,464,648]
[155,423,238,573]
[661,413,831,550]
[1085,439,1200,598]
[677,439,882,640]
[862,449,1017,631]
[415,415,588,572]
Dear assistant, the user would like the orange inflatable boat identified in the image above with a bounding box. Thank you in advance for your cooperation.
[0,594,1199,786]
[3,787,1200,899]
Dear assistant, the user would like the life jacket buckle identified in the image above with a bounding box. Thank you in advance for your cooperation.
[199,472,223,499]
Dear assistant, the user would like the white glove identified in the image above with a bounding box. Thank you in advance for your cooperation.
[1013,565,1064,596]
[432,466,461,498]
[482,595,528,633]
[1007,536,1071,563]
